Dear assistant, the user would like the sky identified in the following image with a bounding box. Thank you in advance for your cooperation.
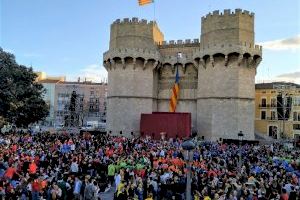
[1,0,300,83]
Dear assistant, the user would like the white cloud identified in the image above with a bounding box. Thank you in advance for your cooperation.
[258,35,300,51]
[275,71,300,84]
[256,71,300,84]
[68,64,107,83]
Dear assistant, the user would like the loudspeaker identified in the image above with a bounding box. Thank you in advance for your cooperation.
[131,132,133,136]
[120,131,122,135]
[202,136,205,140]
[277,95,284,120]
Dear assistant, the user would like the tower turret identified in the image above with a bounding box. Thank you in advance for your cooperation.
[201,9,254,46]
[103,18,163,137]
[109,18,164,49]
[194,9,262,140]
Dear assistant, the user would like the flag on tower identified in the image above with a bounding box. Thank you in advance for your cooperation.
[169,53,181,112]
[138,0,154,6]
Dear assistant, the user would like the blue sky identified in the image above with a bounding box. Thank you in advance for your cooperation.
[1,0,300,83]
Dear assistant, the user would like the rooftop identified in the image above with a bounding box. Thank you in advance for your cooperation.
[255,82,300,89]
[56,81,107,86]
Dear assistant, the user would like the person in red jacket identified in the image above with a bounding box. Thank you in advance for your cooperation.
[4,164,19,180]
[28,160,37,175]
[31,179,41,200]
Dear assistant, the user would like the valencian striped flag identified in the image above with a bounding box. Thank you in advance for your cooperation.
[138,0,154,6]
[169,53,181,112]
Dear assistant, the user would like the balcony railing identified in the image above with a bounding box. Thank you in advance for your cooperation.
[259,104,277,108]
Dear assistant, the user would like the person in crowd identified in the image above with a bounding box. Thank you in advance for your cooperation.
[0,131,299,200]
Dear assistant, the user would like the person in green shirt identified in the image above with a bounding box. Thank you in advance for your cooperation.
[107,162,116,187]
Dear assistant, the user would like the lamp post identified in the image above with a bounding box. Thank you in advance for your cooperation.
[238,131,244,171]
[182,139,196,200]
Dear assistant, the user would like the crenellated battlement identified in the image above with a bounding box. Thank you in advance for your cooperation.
[199,41,262,51]
[112,17,155,25]
[103,47,161,62]
[201,9,254,21]
[157,39,200,48]
[193,41,262,63]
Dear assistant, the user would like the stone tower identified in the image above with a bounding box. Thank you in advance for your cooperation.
[103,18,163,136]
[103,9,262,139]
[193,9,262,140]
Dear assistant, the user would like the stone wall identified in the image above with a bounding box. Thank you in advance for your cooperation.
[197,99,254,141]
[107,61,156,137]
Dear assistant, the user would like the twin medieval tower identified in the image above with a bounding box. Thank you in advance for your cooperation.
[103,9,262,140]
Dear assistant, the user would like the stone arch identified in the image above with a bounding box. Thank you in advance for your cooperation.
[242,53,252,67]
[113,57,122,64]
[124,56,134,65]
[174,62,183,68]
[135,57,145,67]
[103,60,109,70]
[243,53,251,59]
[203,55,210,65]
[194,57,200,66]
[162,62,172,68]
[184,62,196,73]
[212,53,225,62]
[227,52,240,65]
[253,54,262,68]
[253,54,261,62]
[159,63,173,79]
[145,58,156,70]
[185,62,198,78]
[147,58,156,64]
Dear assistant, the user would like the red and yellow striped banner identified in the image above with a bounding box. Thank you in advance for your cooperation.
[169,66,180,112]
[169,82,179,112]
[138,0,154,6]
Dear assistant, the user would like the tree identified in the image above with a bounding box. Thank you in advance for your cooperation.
[0,47,49,127]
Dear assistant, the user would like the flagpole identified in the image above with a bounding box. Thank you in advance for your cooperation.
[153,0,156,22]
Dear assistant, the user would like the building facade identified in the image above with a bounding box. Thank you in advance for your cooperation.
[255,82,300,140]
[54,81,107,127]
[39,80,61,126]
[37,73,65,126]
[37,73,107,127]
[103,9,262,140]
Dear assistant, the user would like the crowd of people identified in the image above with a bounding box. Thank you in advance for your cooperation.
[0,131,299,200]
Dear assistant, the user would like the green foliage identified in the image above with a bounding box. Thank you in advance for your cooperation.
[0,47,49,127]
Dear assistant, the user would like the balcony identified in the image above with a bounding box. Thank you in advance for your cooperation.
[258,104,277,108]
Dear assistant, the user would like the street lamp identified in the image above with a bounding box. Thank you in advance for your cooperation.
[238,131,244,171]
[182,139,196,200]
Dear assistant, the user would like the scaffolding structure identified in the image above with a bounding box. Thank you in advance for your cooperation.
[273,84,296,139]
[54,83,107,128]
